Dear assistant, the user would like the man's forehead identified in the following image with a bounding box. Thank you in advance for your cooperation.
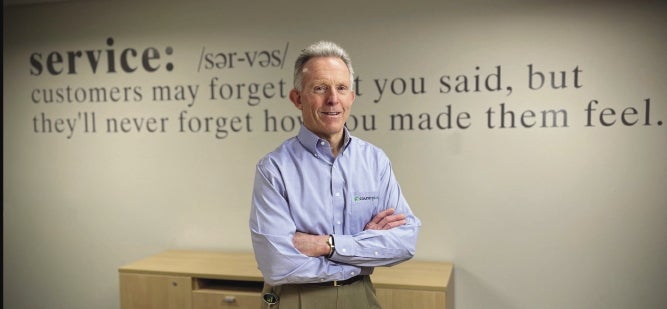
[302,66,350,82]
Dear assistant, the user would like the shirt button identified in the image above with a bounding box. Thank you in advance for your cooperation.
[335,192,340,197]
[350,272,356,276]
[341,248,347,253]
[320,141,326,146]
[337,221,341,225]
[374,251,379,256]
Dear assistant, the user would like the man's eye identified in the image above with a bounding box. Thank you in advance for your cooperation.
[337,86,349,93]
[313,86,327,93]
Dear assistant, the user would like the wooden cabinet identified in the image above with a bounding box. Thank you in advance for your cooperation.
[120,273,192,309]
[372,259,453,308]
[119,250,453,309]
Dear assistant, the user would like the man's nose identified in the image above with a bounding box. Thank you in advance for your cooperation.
[326,89,339,105]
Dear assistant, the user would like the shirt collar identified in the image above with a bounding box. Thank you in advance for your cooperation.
[297,125,352,155]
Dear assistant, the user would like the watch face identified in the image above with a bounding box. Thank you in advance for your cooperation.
[263,292,279,304]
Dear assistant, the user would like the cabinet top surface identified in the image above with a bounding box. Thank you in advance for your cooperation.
[119,250,452,291]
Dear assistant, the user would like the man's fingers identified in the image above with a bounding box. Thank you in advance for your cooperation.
[377,214,406,227]
[370,208,395,224]
[387,219,406,228]
[365,208,408,230]
[385,214,406,223]
[378,216,407,229]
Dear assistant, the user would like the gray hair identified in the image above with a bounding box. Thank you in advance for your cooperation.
[293,41,355,91]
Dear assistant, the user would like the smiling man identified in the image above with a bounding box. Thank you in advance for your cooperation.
[249,41,421,309]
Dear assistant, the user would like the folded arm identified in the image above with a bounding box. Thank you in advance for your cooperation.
[293,208,408,257]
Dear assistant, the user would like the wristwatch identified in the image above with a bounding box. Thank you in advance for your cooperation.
[327,235,335,258]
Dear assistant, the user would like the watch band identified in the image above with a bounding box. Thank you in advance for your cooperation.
[327,235,335,258]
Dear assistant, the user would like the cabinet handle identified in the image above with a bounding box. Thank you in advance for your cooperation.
[223,296,236,304]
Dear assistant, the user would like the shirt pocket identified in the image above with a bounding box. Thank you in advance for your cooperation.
[349,191,381,219]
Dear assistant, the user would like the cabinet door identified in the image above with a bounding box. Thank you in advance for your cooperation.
[375,288,446,309]
[120,273,192,309]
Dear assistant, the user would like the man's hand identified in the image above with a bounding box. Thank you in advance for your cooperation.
[293,232,330,257]
[365,208,406,230]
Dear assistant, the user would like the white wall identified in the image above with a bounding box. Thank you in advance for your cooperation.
[4,0,666,308]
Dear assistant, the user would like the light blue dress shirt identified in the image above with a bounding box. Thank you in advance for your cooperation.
[250,125,421,286]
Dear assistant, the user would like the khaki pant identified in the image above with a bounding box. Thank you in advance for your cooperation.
[261,276,381,309]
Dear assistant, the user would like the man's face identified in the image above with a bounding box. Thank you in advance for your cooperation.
[290,56,355,142]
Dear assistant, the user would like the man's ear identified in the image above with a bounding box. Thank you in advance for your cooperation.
[289,89,303,110]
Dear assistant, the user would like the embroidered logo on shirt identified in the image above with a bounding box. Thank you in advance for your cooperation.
[354,195,379,202]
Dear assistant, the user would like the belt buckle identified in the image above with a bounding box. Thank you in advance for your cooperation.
[332,280,341,287]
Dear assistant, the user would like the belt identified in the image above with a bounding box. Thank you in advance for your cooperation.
[310,275,364,287]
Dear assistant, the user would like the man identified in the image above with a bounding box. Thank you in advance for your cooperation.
[250,41,421,309]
